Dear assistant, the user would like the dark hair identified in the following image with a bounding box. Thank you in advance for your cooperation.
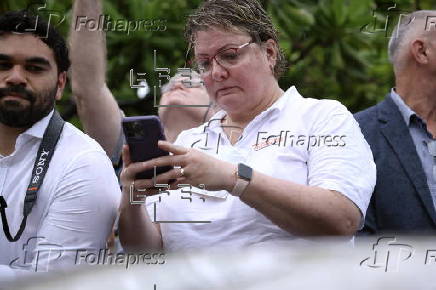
[0,10,70,74]
[185,0,287,79]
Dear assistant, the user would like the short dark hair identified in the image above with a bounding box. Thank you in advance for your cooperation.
[0,10,70,74]
[185,0,287,79]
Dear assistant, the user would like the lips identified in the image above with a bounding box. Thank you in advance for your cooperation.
[1,94,29,103]
[3,93,26,99]
[0,86,34,102]
[216,87,237,97]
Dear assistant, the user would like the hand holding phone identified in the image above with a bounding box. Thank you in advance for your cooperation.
[122,116,173,179]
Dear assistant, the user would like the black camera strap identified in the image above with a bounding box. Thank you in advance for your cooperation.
[0,111,65,242]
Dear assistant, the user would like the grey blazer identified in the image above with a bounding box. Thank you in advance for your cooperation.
[355,94,436,234]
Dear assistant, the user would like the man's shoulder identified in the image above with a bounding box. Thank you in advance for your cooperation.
[60,122,106,151]
[49,122,119,195]
[55,122,110,165]
[353,103,384,144]
[353,97,397,147]
[354,104,379,123]
[354,96,396,132]
[354,93,396,121]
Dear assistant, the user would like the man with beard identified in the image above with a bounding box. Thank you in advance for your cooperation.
[0,10,120,280]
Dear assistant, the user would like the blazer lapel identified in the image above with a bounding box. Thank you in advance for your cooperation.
[377,95,436,225]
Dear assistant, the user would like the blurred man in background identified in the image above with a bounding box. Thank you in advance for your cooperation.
[70,0,216,160]
[159,71,217,143]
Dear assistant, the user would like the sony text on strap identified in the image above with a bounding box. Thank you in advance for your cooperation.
[0,111,65,242]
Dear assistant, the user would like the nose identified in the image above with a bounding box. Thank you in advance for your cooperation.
[5,65,27,87]
[171,80,186,91]
[210,58,228,82]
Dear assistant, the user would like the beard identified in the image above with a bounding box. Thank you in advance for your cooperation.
[0,84,58,128]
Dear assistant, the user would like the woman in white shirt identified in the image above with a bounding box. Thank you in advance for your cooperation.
[118,0,376,251]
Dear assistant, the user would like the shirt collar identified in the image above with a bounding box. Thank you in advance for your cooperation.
[390,88,417,126]
[204,86,296,133]
[20,110,54,139]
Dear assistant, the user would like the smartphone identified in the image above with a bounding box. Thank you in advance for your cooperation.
[122,116,173,179]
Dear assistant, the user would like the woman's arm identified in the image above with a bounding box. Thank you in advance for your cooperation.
[118,188,163,252]
[229,171,361,236]
[118,146,163,252]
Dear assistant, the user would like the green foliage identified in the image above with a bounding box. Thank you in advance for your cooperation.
[1,0,436,127]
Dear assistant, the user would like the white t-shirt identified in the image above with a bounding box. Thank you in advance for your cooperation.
[147,86,376,251]
[0,111,121,280]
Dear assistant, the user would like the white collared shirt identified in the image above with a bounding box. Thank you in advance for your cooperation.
[147,86,376,251]
[0,111,121,280]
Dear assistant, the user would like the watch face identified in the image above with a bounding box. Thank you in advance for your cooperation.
[238,163,253,181]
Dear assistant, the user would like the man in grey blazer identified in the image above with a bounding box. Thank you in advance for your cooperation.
[355,10,436,234]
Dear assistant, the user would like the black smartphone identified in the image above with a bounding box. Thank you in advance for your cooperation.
[122,116,173,179]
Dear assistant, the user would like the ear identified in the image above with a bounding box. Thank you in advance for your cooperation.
[410,38,429,65]
[263,39,278,69]
[54,71,67,101]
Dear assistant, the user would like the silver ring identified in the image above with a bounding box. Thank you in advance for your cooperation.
[180,168,185,177]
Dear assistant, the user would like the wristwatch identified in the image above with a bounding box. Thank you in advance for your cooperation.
[231,163,253,197]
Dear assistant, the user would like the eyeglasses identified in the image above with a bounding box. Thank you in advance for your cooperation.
[194,42,253,75]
